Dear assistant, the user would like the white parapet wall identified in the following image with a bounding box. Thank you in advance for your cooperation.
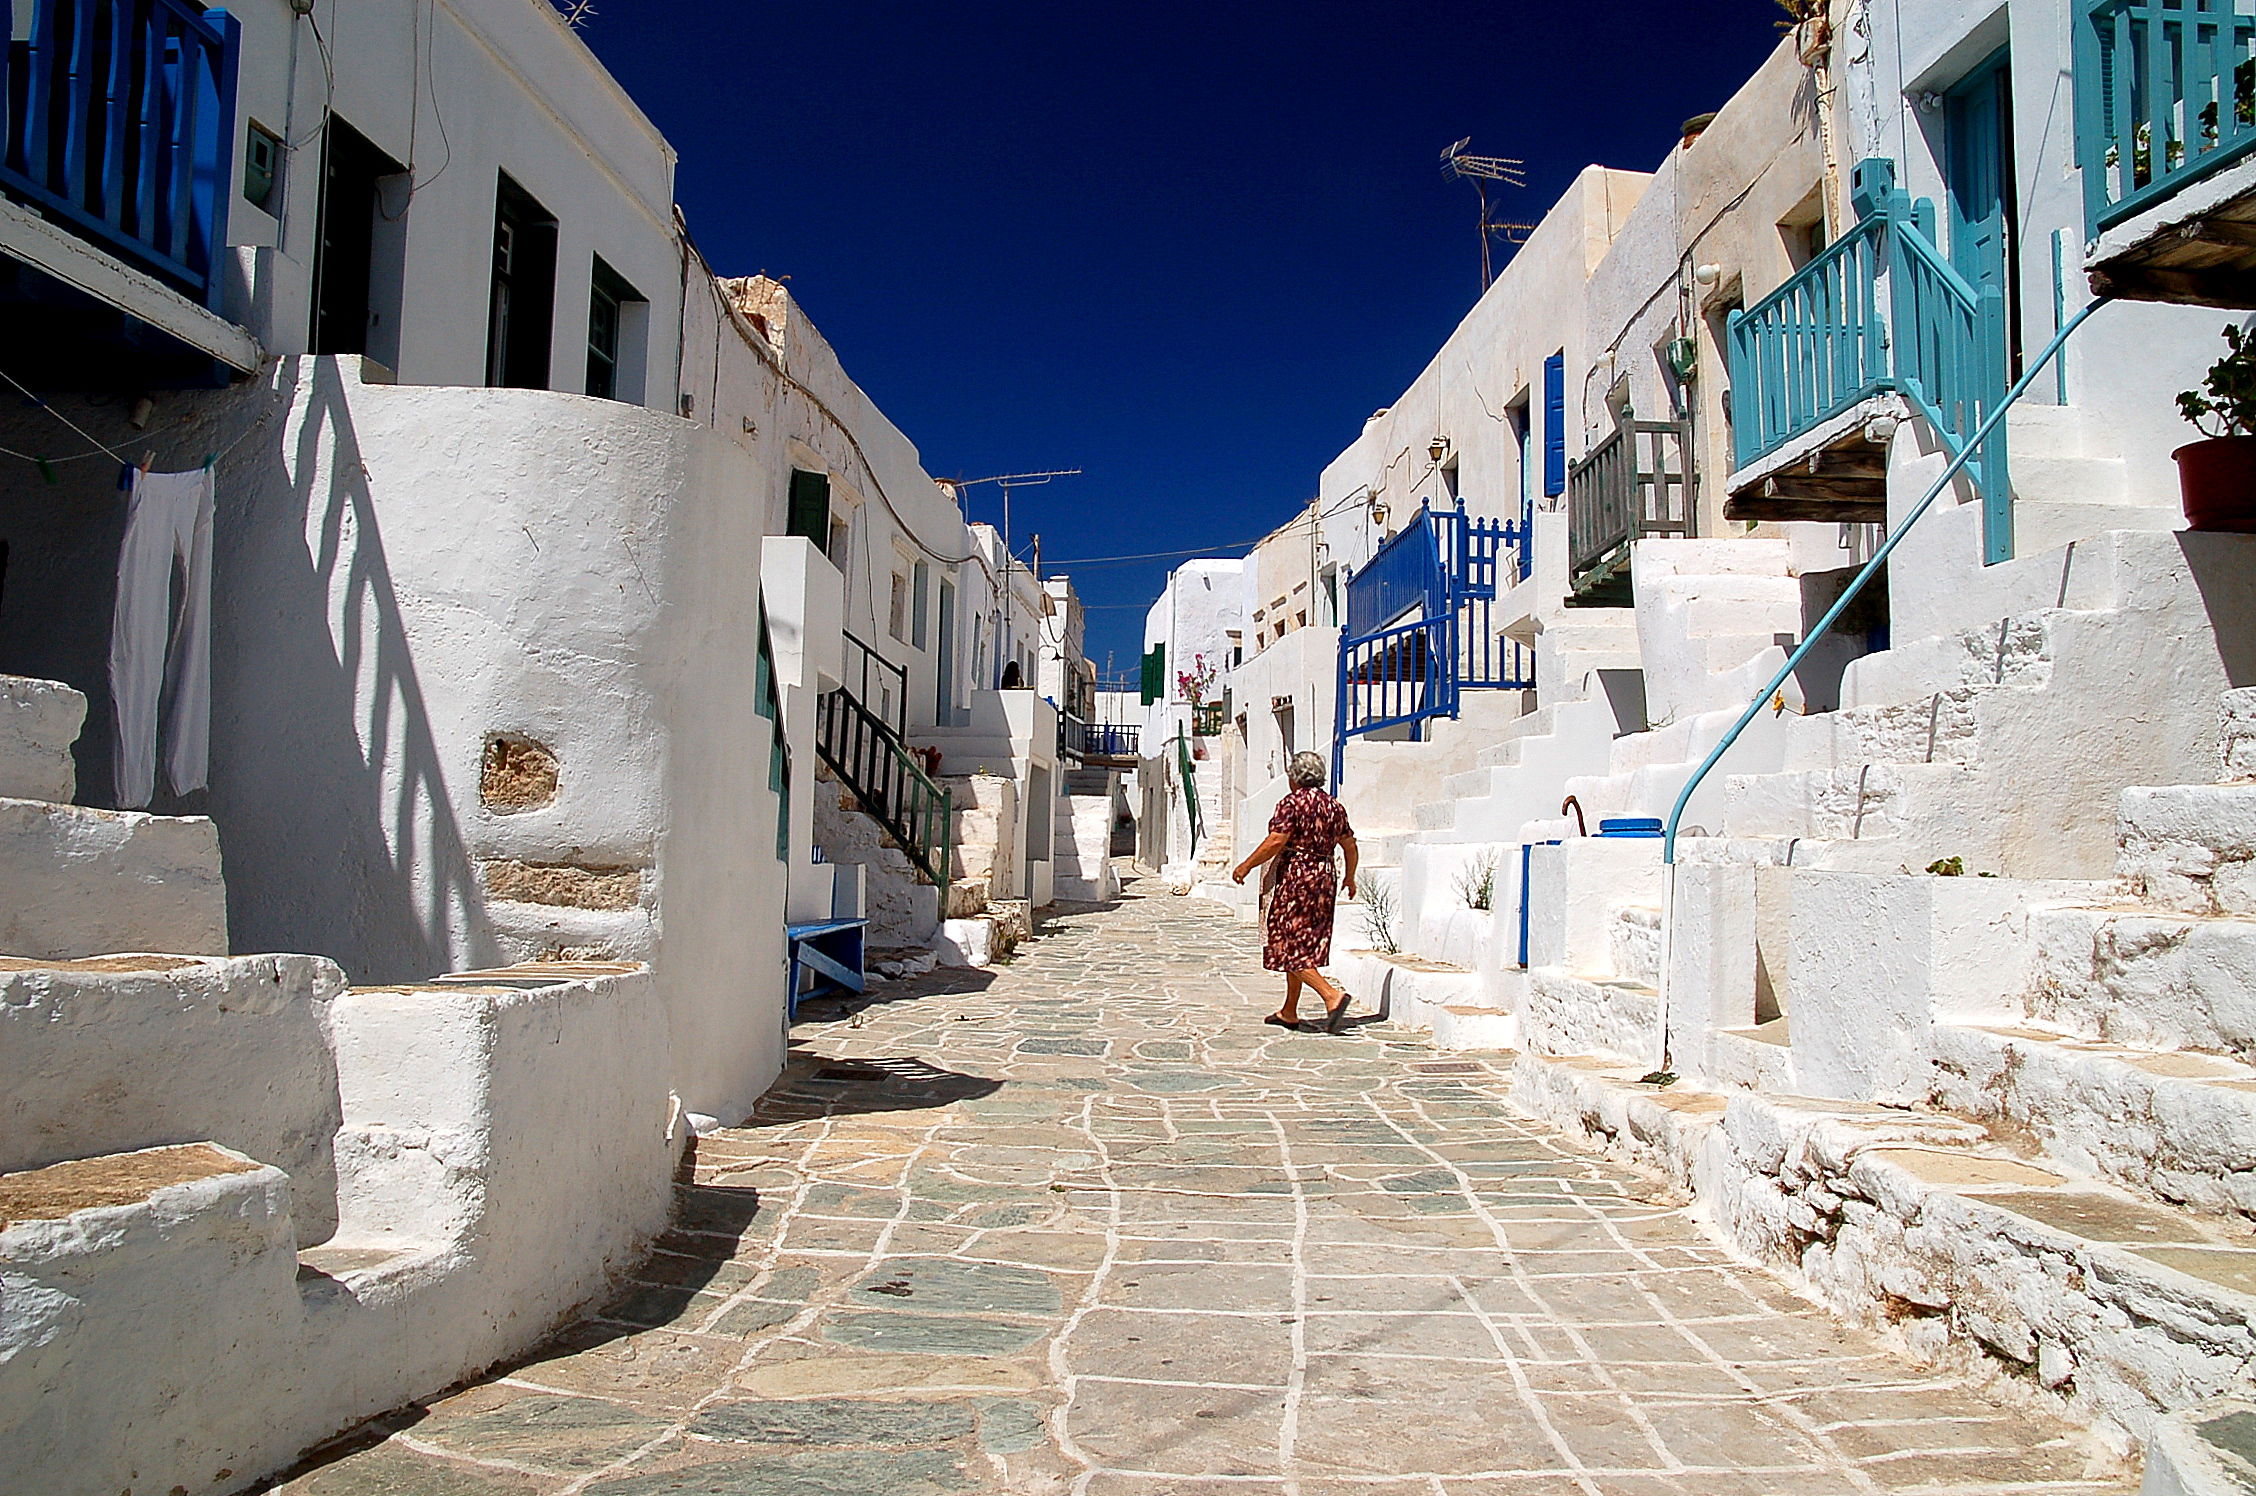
[0,1146,304,1496]
[0,962,678,1496]
[189,357,787,1127]
[1785,871,2105,1104]
[0,675,84,802]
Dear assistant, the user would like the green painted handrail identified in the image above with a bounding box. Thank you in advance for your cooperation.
[1662,295,2114,866]
[1177,730,1204,856]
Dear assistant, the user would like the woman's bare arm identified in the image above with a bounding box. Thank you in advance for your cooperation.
[1339,833,1360,899]
[1233,832,1290,884]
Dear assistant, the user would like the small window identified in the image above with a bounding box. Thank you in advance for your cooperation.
[911,561,930,649]
[487,173,558,389]
[586,257,647,403]
[889,572,910,642]
[786,469,830,545]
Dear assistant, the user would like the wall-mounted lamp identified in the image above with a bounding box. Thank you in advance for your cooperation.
[1370,503,1390,528]
[1916,90,1945,114]
[1694,263,1723,287]
[1428,435,1451,464]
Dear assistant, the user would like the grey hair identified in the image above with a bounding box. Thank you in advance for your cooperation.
[1286,751,1328,789]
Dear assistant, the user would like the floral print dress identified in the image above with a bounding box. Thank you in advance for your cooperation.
[1262,787,1354,972]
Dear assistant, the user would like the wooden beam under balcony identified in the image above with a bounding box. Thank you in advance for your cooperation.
[2086,172,2256,310]
[1725,428,1888,525]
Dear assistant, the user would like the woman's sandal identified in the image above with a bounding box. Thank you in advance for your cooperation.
[1263,1012,1301,1031]
[1323,994,1355,1034]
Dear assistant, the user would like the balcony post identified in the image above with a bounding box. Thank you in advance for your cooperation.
[199,9,244,312]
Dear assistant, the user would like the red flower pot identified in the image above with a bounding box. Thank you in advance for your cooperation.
[2174,436,2256,532]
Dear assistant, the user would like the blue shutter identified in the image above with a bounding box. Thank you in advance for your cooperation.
[1543,352,1566,497]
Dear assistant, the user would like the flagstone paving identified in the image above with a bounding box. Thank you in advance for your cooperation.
[272,873,2135,1496]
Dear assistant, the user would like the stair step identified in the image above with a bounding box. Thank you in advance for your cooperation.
[2028,904,2256,1067]
[1933,1023,2256,1223]
[0,798,228,960]
[2010,454,2128,508]
[0,676,85,803]
[2119,783,2256,916]
[1524,1051,2256,1446]
[1634,538,1792,579]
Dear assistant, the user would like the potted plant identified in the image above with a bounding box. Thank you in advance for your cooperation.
[1178,654,1219,759]
[2176,324,2256,532]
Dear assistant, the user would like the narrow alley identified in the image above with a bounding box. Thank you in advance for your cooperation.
[273,876,2131,1496]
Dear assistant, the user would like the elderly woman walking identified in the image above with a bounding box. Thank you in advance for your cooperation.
[1233,751,1359,1033]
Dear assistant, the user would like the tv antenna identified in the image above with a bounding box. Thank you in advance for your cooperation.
[1441,138,1535,290]
[945,469,1083,685]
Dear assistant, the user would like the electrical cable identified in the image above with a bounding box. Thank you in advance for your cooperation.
[0,373,277,472]
[680,230,978,567]
[288,5,336,152]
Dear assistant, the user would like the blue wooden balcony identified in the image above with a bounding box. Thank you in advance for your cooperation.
[1727,160,2012,561]
[2,0,242,308]
[2077,0,2256,234]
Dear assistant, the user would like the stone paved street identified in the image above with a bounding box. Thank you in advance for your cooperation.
[275,875,2134,1496]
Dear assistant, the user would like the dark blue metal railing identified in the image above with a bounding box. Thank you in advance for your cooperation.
[1334,500,1533,783]
[1345,509,1450,638]
[1,0,241,307]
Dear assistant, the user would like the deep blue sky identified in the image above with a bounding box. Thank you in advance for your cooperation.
[578,3,1784,677]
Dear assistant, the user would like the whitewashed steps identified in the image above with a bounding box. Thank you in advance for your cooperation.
[0,675,84,803]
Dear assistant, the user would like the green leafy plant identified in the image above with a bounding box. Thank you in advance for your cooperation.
[2179,324,2256,438]
[1925,856,1965,876]
[1359,874,1401,955]
[1452,850,1500,912]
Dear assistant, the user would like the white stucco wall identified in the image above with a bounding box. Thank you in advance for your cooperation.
[218,0,683,400]
[0,963,678,1496]
[174,356,788,1124]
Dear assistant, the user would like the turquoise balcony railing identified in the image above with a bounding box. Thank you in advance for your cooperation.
[2077,0,2256,233]
[1728,160,2014,562]
[1728,214,1891,470]
[1,0,241,307]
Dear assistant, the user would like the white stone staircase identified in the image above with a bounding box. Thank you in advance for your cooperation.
[0,674,228,959]
[0,673,678,1496]
[1913,686,2256,1227]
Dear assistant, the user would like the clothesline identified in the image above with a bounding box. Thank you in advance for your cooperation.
[0,366,273,480]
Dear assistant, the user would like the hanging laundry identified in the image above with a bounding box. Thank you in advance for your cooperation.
[110,468,213,808]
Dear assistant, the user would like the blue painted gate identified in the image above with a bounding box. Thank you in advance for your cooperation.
[1333,502,1533,785]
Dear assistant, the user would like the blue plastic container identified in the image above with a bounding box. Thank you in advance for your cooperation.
[1596,817,1664,838]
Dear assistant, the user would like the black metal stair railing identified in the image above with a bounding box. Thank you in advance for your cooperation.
[817,685,953,892]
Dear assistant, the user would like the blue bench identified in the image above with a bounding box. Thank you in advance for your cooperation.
[785,919,867,1018]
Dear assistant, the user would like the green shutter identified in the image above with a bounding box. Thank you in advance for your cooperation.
[1140,643,1165,706]
[786,469,831,544]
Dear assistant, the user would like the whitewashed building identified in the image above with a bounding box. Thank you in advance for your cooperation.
[0,2,1092,1491]
[1164,0,2256,1468]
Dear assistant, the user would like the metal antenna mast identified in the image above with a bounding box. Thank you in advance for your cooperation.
[947,469,1083,687]
[1441,138,1535,290]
